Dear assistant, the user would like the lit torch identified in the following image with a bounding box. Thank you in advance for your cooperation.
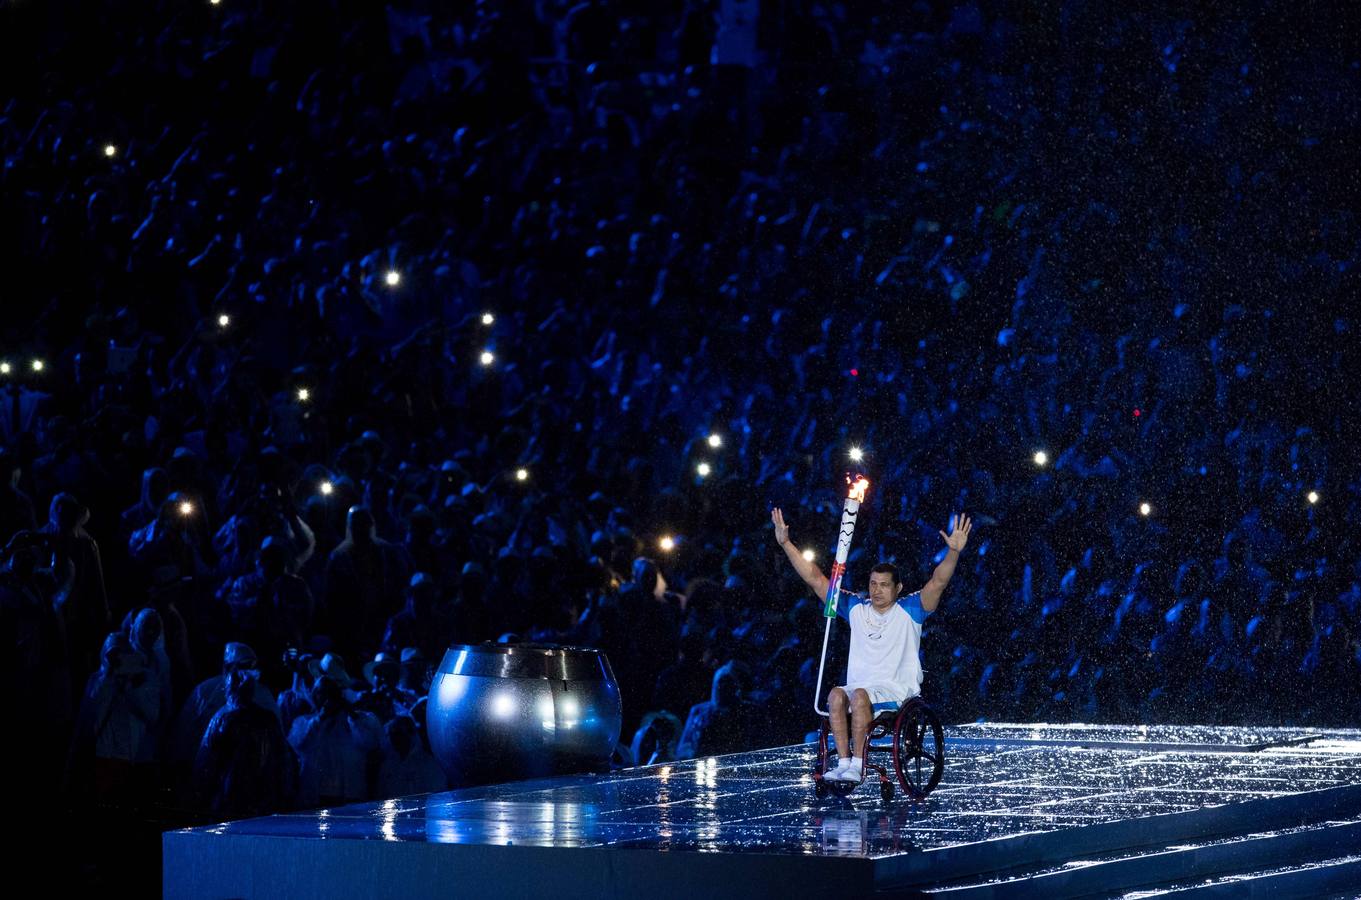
[814,474,870,717]
[824,475,870,618]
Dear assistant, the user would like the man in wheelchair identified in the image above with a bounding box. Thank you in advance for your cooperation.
[772,508,972,788]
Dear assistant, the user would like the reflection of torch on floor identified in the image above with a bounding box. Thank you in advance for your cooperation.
[816,476,870,714]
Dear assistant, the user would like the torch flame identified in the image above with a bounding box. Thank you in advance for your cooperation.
[846,475,870,503]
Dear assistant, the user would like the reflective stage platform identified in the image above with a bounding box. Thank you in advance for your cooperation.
[165,724,1361,899]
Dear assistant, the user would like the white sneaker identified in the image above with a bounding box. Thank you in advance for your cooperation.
[824,758,853,782]
[841,758,865,784]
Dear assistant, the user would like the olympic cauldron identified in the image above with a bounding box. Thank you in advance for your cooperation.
[427,643,622,786]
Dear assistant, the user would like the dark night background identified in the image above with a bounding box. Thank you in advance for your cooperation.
[1,0,1358,891]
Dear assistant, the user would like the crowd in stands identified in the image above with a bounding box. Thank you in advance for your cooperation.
[2,0,1358,834]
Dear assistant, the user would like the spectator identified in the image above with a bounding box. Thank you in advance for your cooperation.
[194,668,298,817]
[70,633,159,803]
[677,662,755,759]
[287,677,383,807]
[323,507,409,659]
[376,715,447,799]
[171,642,279,775]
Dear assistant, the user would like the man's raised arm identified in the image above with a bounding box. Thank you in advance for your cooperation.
[920,513,972,612]
[772,507,829,598]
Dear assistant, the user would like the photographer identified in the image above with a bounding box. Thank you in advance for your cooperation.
[287,675,383,808]
[194,668,298,817]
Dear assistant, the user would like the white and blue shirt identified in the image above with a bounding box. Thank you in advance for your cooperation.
[838,590,932,700]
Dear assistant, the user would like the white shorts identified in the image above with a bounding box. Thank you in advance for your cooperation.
[835,683,915,713]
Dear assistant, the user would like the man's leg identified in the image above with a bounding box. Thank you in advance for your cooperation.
[850,689,874,763]
[827,687,851,761]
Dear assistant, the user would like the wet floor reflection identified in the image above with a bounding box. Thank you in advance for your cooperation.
[178,724,1361,859]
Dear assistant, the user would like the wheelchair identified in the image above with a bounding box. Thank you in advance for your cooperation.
[813,695,945,803]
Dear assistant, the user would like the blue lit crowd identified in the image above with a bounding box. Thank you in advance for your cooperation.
[2,0,1357,842]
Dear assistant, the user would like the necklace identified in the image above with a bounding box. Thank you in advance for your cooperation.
[863,604,891,639]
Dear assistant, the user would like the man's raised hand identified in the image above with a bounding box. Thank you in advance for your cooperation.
[771,507,790,547]
[939,513,972,553]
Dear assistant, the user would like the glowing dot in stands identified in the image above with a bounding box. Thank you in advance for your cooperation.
[707,433,722,448]
[30,359,44,373]
[849,446,864,462]
[217,313,230,328]
[1033,450,1048,466]
[659,535,676,552]
[481,312,495,325]
[696,462,711,477]
[104,144,117,158]
[1139,502,1152,517]
[802,549,816,562]
[1307,491,1319,505]
[479,350,495,366]
[384,270,401,287]
[0,362,9,375]
[515,468,529,482]
[178,501,194,517]
[296,387,310,402]
[319,481,334,496]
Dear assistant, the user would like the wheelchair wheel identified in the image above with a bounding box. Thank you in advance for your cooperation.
[891,699,944,800]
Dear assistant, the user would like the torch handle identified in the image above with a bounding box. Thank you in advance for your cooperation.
[813,614,834,717]
[814,489,865,719]
[822,562,846,618]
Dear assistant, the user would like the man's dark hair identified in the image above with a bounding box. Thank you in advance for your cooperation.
[870,562,901,585]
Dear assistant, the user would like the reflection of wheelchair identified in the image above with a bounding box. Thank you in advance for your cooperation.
[813,696,945,803]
